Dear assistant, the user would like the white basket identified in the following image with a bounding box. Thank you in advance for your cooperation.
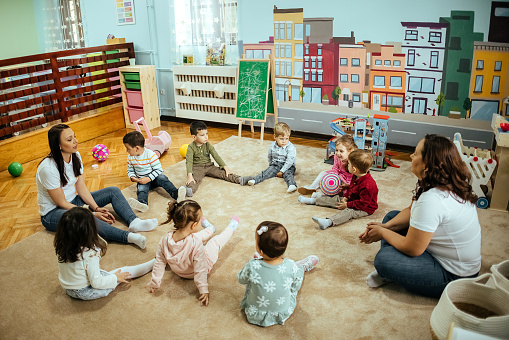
[491,260,509,294]
[430,273,509,340]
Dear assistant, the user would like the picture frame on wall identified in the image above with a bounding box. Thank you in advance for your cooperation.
[116,0,136,25]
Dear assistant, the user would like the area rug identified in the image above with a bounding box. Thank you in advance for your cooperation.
[1,136,507,339]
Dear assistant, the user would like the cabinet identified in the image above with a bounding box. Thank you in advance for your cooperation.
[173,65,237,124]
[118,65,160,130]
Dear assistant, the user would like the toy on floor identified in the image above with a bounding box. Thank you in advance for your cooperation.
[8,162,23,177]
[370,114,390,171]
[453,132,497,209]
[92,144,109,162]
[179,144,188,158]
[320,173,342,196]
[133,117,171,158]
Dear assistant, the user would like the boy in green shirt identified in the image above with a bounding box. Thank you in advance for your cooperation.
[185,121,252,195]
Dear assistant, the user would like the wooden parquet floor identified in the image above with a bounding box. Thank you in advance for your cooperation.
[0,120,411,251]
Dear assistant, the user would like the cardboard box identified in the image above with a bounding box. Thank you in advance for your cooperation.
[107,38,126,44]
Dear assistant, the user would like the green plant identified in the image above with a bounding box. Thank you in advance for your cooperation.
[331,86,341,103]
[322,94,329,100]
[388,107,397,113]
[435,93,445,115]
[450,106,461,112]
[299,89,305,100]
[463,97,472,111]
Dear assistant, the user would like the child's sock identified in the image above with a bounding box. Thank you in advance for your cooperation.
[298,196,316,205]
[239,176,254,186]
[296,255,319,272]
[127,232,147,249]
[247,179,255,186]
[201,217,216,233]
[186,187,193,197]
[312,216,332,230]
[114,258,155,279]
[128,198,149,213]
[128,218,158,233]
[366,270,392,288]
[177,186,187,203]
[287,185,297,193]
[227,215,240,231]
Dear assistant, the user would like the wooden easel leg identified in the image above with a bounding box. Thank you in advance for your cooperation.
[260,123,265,144]
[250,121,254,133]
[238,120,243,140]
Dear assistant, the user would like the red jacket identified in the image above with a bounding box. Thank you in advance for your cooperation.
[345,172,378,214]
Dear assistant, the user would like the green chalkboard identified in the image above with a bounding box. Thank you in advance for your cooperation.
[236,59,273,122]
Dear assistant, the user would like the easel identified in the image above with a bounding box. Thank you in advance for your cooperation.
[236,54,278,144]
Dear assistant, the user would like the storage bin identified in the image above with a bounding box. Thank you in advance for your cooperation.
[105,49,119,55]
[126,106,144,123]
[107,58,120,64]
[122,72,140,81]
[124,89,143,108]
[124,81,141,90]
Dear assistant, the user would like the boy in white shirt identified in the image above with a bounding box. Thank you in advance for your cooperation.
[123,131,186,212]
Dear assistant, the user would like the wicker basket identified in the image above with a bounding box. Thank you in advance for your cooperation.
[491,260,509,294]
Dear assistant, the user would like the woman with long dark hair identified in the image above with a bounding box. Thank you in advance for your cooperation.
[359,134,481,298]
[36,124,158,249]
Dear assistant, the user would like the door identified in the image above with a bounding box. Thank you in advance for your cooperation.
[373,94,381,111]
[412,98,427,114]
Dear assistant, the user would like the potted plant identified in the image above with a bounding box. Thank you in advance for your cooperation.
[331,86,341,105]
[449,106,462,119]
[388,106,397,113]
[322,94,329,105]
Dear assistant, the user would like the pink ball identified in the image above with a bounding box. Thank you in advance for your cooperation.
[92,144,109,162]
[320,173,342,196]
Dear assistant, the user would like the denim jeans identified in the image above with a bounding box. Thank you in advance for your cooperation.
[373,210,478,298]
[253,162,296,187]
[65,270,115,300]
[41,187,136,244]
[137,174,178,205]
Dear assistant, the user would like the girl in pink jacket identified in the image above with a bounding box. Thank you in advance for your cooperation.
[147,200,239,306]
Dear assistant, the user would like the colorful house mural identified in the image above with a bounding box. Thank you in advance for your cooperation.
[401,22,448,115]
[243,37,275,60]
[469,41,509,120]
[338,42,365,108]
[360,41,382,108]
[369,45,406,113]
[439,11,484,118]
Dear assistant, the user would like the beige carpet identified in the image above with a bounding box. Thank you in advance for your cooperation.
[1,136,507,339]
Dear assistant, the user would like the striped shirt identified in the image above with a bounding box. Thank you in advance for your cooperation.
[126,148,163,181]
[268,141,296,173]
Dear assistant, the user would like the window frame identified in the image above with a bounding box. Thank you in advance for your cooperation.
[390,76,402,88]
[340,74,348,82]
[340,58,348,66]
[352,58,360,67]
[476,60,484,70]
[429,31,442,43]
[384,60,391,67]
[351,74,359,83]
[407,49,415,66]
[405,29,418,41]
[492,76,500,93]
[393,60,401,67]
[374,75,385,87]
[494,61,502,71]
[430,51,439,68]
[375,59,382,66]
[286,22,293,40]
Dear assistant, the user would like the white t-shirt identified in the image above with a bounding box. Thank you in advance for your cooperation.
[36,151,83,216]
[410,188,481,277]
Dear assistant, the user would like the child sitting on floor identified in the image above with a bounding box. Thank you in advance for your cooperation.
[123,131,186,212]
[237,221,319,327]
[245,122,298,193]
[54,207,155,300]
[147,200,239,306]
[311,150,378,230]
[186,121,251,195]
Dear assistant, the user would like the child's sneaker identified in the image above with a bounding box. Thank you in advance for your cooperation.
[298,187,315,195]
[177,186,187,203]
[128,198,149,213]
[186,187,193,197]
[287,185,297,193]
[239,176,254,186]
[228,215,240,231]
[296,255,319,272]
[248,179,255,186]
[201,217,216,233]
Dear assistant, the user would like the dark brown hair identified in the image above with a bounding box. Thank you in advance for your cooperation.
[164,200,202,229]
[123,131,145,148]
[335,134,358,152]
[348,150,374,173]
[413,134,477,204]
[190,121,207,136]
[54,207,106,263]
[45,124,82,187]
[256,221,288,258]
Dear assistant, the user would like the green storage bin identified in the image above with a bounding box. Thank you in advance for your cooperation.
[107,58,120,64]
[105,49,119,55]
[122,72,140,81]
[124,81,141,90]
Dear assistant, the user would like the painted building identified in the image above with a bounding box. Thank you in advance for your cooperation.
[273,6,303,102]
[369,45,406,113]
[359,41,381,108]
[401,22,448,115]
[338,43,365,108]
[469,41,509,119]
[243,37,274,60]
[439,11,484,118]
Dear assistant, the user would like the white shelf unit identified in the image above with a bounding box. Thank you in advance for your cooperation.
[173,66,238,124]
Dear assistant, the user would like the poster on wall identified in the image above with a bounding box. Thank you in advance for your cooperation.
[116,0,135,25]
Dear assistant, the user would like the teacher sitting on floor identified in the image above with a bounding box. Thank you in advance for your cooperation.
[36,124,158,249]
[359,134,481,298]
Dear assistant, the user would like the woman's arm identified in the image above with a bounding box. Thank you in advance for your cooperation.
[359,205,412,244]
[47,187,76,210]
[367,225,433,257]
[75,175,115,224]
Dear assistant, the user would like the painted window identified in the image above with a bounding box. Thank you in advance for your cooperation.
[292,87,300,101]
[384,60,391,66]
[294,44,303,58]
[294,24,303,40]
[286,61,292,77]
[394,60,401,66]
[304,71,309,81]
[318,46,322,56]
[340,58,348,66]
[492,76,500,93]
[340,74,348,82]
[306,24,311,36]
[280,61,285,76]
[286,44,292,58]
[365,75,369,86]
[305,45,309,55]
[405,30,418,40]
[318,73,323,82]
[390,76,402,88]
[294,61,302,77]
[352,58,360,66]
[407,50,415,66]
[303,87,311,102]
[280,45,285,58]
[429,32,442,43]
[286,22,292,40]
[383,96,403,106]
[430,51,439,68]
[311,59,316,68]
[275,61,279,76]
[279,23,285,40]
[264,50,270,58]
[304,59,309,68]
[366,53,371,66]
[246,50,254,58]
[495,61,502,71]
[311,71,316,82]
[476,60,484,69]
[276,85,284,100]
[353,93,361,102]
[274,23,279,40]
[408,76,435,93]
[274,44,279,58]
[458,59,470,73]
[254,50,263,58]
[375,60,382,66]
[343,93,350,101]
[351,74,359,83]
[374,76,385,86]
[311,87,321,103]
[318,60,322,68]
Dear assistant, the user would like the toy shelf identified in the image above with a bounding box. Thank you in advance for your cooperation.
[172,65,238,124]
[118,65,160,130]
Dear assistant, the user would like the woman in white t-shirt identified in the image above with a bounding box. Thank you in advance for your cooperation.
[359,134,481,298]
[37,124,159,249]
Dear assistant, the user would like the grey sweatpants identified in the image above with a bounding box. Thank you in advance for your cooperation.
[187,162,240,193]
[252,162,296,187]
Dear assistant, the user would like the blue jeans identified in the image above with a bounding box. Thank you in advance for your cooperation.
[137,174,178,205]
[373,210,478,298]
[65,270,115,300]
[253,162,296,187]
[41,187,136,244]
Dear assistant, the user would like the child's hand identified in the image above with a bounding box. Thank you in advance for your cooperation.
[138,177,151,185]
[337,197,348,210]
[198,293,209,306]
[114,270,131,283]
[223,166,234,178]
[130,177,139,183]
[186,174,196,186]
[276,171,283,178]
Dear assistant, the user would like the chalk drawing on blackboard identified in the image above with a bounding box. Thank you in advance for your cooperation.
[236,61,270,122]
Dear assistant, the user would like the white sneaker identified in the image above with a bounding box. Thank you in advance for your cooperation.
[248,179,255,186]
[177,186,187,203]
[128,198,149,213]
[287,185,297,193]
[366,270,392,288]
[296,255,319,272]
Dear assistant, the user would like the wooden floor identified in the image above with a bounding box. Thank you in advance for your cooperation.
[0,120,411,251]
